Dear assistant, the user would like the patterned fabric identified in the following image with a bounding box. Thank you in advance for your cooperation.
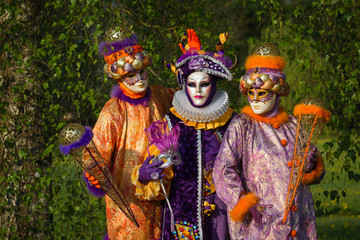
[85,85,174,240]
[213,112,317,240]
[161,113,231,240]
[132,111,233,240]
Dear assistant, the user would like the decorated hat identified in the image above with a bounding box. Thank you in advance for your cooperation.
[99,29,152,80]
[239,43,289,96]
[166,29,236,88]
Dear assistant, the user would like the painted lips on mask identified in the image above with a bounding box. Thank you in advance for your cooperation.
[186,72,213,107]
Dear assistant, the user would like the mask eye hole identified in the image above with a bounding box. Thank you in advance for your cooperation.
[258,90,269,97]
[258,92,266,96]
[201,82,210,87]
[247,91,255,96]
[187,82,196,87]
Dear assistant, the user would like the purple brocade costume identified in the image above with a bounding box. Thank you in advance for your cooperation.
[161,112,232,240]
[213,113,317,240]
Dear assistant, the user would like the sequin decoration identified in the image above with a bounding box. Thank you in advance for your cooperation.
[173,220,199,240]
[253,42,280,56]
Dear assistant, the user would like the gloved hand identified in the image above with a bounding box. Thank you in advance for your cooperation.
[83,171,106,198]
[306,147,318,172]
[249,205,262,224]
[138,155,165,185]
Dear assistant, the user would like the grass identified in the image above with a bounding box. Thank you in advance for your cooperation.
[311,138,360,239]
[317,215,360,240]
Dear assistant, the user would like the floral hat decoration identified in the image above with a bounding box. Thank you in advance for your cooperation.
[239,42,289,96]
[99,29,152,81]
[166,29,236,88]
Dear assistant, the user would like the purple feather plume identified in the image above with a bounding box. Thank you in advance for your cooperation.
[145,120,181,153]
[98,33,139,56]
[59,126,93,155]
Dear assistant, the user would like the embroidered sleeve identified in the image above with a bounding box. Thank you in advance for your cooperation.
[82,100,122,169]
[213,115,245,208]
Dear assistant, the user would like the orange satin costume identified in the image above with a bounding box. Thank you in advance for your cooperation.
[90,85,174,240]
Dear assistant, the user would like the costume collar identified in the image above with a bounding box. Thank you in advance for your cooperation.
[241,105,288,129]
[172,89,233,130]
[119,82,146,99]
[111,85,151,106]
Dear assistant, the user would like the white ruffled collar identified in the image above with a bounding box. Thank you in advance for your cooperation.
[172,89,230,123]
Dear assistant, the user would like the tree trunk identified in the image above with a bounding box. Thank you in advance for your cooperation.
[0,1,50,239]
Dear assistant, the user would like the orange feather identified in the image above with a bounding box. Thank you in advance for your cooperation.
[302,154,325,185]
[241,106,289,128]
[230,193,259,222]
[293,104,331,122]
[245,55,287,71]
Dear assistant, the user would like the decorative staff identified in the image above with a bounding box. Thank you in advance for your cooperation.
[59,123,139,228]
[283,98,331,223]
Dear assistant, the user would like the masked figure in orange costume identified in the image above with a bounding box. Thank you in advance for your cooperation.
[83,29,175,240]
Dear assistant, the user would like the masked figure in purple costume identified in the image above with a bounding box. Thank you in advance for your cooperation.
[131,29,236,240]
[213,43,326,239]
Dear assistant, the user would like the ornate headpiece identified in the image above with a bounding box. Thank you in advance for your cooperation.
[239,43,289,96]
[99,29,152,80]
[166,29,236,88]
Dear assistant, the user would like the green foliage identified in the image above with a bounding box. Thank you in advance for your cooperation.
[48,156,106,239]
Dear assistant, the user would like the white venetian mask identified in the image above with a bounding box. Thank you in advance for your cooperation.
[247,89,277,115]
[186,72,213,107]
[121,68,149,93]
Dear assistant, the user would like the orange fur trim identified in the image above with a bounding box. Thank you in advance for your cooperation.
[119,82,146,99]
[245,55,286,71]
[293,104,331,122]
[302,154,325,185]
[104,45,143,64]
[230,193,259,222]
[241,106,289,128]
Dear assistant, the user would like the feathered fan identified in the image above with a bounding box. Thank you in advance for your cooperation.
[144,120,182,233]
[283,98,331,223]
[59,123,139,228]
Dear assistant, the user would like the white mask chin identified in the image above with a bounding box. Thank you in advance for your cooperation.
[186,72,212,107]
[249,93,277,115]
